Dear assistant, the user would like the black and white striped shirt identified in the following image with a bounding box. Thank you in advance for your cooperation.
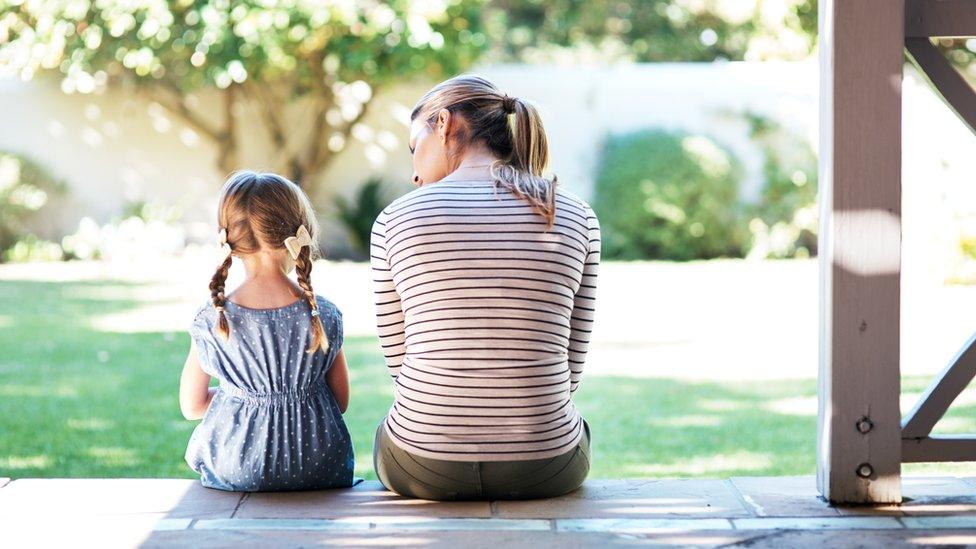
[370,180,600,461]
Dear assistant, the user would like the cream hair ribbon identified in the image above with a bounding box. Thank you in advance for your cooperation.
[284,224,312,260]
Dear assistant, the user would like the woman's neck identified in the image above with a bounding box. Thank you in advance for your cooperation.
[438,145,501,183]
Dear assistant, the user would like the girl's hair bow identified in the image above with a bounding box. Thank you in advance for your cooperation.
[284,224,312,260]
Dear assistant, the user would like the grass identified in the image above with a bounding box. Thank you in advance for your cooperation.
[1,277,975,480]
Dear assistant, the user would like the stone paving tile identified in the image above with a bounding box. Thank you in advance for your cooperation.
[556,518,733,533]
[727,528,976,548]
[236,480,491,519]
[495,479,751,519]
[197,517,550,531]
[141,528,756,548]
[902,516,976,529]
[897,476,976,516]
[0,479,242,519]
[2,513,179,547]
[728,476,841,517]
[731,475,976,518]
[732,516,903,530]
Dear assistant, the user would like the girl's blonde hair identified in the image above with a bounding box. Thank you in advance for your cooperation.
[209,170,328,354]
[411,74,558,227]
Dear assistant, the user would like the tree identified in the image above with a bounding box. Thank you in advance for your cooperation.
[486,0,818,63]
[0,0,488,186]
[0,0,825,192]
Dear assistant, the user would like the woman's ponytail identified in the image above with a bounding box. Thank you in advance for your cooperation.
[411,75,559,228]
[491,96,558,228]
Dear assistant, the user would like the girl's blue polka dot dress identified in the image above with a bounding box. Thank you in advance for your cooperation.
[184,294,361,492]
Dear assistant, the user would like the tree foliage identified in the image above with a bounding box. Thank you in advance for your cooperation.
[0,0,822,192]
[0,0,489,185]
[488,0,818,62]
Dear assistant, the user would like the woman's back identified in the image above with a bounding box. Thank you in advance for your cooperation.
[185,294,354,491]
[371,181,601,461]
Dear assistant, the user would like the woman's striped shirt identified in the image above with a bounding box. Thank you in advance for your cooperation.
[370,180,601,462]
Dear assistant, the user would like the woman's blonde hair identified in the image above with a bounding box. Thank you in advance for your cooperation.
[209,170,328,354]
[411,74,558,227]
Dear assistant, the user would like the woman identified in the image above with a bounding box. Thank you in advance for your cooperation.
[369,75,600,500]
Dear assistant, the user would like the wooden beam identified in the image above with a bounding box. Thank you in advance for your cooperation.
[902,332,976,438]
[903,435,976,462]
[817,0,904,504]
[905,37,976,135]
[906,0,976,37]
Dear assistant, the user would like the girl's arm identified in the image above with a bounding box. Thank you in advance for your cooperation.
[327,348,350,413]
[179,340,215,420]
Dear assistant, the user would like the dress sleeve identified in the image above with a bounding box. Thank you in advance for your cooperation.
[568,202,601,394]
[329,303,344,359]
[370,210,406,380]
[188,305,219,377]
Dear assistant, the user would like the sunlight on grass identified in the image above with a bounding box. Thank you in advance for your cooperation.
[623,451,774,476]
[5,275,976,481]
[0,455,52,470]
[86,447,139,467]
[762,396,817,416]
[66,418,112,431]
[697,399,746,412]
[88,305,189,333]
[647,415,723,428]
[0,384,77,398]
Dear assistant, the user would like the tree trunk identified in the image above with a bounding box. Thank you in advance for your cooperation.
[215,85,238,176]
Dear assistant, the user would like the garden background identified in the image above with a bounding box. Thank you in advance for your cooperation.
[3,0,976,481]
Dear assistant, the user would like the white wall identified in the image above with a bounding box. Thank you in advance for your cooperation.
[2,61,974,284]
[0,62,813,246]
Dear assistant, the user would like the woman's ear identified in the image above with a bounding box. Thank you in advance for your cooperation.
[437,108,452,144]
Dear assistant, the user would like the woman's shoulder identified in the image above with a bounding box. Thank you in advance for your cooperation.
[555,186,586,207]
[556,187,596,216]
[375,184,429,222]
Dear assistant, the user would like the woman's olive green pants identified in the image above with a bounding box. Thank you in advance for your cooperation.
[372,419,590,501]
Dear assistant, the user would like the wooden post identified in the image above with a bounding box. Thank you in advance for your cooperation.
[817,0,904,504]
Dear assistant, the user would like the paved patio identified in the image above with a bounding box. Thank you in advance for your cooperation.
[3,475,976,547]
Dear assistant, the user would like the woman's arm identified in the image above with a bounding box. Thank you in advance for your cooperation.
[568,205,601,394]
[327,348,350,413]
[371,213,407,380]
[179,340,215,420]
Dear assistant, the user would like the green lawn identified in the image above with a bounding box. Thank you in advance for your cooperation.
[1,277,974,480]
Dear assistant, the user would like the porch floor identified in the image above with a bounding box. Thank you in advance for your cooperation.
[2,475,976,547]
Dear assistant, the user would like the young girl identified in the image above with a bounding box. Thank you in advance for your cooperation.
[179,170,357,492]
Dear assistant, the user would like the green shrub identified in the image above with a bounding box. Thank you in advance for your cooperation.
[592,130,749,261]
[3,234,63,262]
[0,152,66,262]
[60,201,186,261]
[334,177,400,258]
[743,113,818,259]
